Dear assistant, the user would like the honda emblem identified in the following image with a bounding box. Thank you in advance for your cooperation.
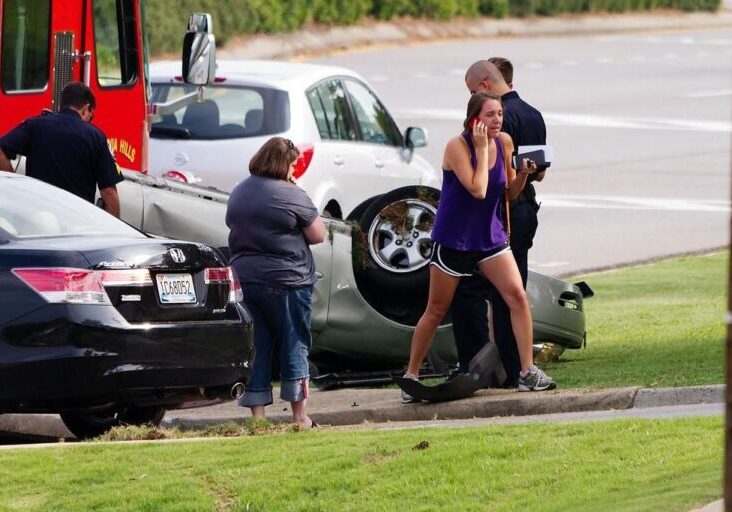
[169,248,186,263]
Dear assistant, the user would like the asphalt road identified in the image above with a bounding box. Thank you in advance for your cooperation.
[311,27,732,276]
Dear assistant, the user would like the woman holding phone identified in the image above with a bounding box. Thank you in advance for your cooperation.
[401,92,553,401]
[227,137,326,428]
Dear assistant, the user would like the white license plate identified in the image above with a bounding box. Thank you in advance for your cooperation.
[156,273,196,304]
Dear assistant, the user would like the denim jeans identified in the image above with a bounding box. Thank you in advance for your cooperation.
[239,283,313,407]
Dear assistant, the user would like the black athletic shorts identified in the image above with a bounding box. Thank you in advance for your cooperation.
[429,242,511,277]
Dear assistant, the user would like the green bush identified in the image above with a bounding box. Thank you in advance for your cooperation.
[372,0,417,19]
[281,0,312,30]
[313,0,372,24]
[140,0,724,56]
[417,0,457,19]
[479,0,510,17]
[456,0,481,17]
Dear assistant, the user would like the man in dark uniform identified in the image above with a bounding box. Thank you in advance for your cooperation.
[0,82,123,217]
[451,59,547,386]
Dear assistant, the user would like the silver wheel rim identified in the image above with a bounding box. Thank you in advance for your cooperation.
[367,198,436,274]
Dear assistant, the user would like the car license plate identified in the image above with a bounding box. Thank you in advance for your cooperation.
[156,273,196,304]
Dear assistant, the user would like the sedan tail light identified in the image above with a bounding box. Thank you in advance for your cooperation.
[204,267,243,303]
[12,268,111,304]
[293,144,314,179]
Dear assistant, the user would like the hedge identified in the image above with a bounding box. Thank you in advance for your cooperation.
[142,0,721,54]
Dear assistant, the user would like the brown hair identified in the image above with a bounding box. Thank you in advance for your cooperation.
[249,137,300,180]
[488,57,513,86]
[463,92,502,132]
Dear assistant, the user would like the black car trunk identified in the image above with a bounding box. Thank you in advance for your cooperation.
[82,240,236,324]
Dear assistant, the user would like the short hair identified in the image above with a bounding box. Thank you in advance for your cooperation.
[465,60,506,89]
[249,137,300,180]
[60,82,96,110]
[464,92,502,132]
[488,57,514,86]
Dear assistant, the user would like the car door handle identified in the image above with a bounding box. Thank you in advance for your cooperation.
[333,157,344,166]
[375,160,385,168]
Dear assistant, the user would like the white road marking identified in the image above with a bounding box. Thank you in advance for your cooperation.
[539,194,730,213]
[530,260,570,269]
[394,108,732,133]
[682,89,732,98]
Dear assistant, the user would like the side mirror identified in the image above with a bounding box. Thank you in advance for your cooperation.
[405,127,428,150]
[182,13,216,86]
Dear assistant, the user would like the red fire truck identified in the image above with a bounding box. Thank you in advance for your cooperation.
[0,0,214,173]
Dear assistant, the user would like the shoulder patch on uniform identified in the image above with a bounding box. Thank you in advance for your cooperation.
[107,140,121,174]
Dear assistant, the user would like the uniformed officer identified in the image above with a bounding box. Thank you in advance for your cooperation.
[451,59,548,387]
[0,82,123,217]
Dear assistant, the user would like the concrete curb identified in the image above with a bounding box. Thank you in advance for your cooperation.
[0,385,724,438]
[162,384,725,430]
[164,387,640,429]
[216,10,732,61]
[634,384,726,408]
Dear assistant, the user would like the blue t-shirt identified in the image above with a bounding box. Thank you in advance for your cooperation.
[226,175,319,288]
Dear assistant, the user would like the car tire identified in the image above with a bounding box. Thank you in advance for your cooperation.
[60,406,166,439]
[355,186,439,292]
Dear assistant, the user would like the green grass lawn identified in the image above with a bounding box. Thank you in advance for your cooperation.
[0,416,722,511]
[543,251,727,388]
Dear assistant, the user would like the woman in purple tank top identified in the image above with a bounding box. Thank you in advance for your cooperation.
[402,92,555,397]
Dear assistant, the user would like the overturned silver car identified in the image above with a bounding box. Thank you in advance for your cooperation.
[118,171,589,374]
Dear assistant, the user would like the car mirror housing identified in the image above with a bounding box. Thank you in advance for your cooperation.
[182,13,216,86]
[405,127,428,150]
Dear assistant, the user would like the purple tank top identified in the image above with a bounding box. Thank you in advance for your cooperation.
[431,133,509,251]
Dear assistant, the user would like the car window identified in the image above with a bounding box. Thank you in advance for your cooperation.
[0,177,145,239]
[150,83,289,140]
[306,80,356,141]
[343,79,403,147]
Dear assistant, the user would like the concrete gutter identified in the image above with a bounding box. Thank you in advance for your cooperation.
[216,9,732,61]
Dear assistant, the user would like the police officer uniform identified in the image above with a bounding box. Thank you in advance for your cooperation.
[0,108,121,203]
[451,90,547,385]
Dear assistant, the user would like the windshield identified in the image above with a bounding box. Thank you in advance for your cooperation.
[150,83,290,140]
[0,176,145,239]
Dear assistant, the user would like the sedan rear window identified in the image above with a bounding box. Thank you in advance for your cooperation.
[150,83,290,140]
[0,176,145,239]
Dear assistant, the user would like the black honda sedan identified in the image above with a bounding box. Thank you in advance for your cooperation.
[0,173,252,438]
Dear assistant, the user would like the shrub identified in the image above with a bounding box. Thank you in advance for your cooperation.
[372,0,417,19]
[417,0,457,20]
[456,0,481,18]
[479,0,510,17]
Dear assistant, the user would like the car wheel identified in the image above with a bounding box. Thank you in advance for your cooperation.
[356,186,439,292]
[60,406,166,439]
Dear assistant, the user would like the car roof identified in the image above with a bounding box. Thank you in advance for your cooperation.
[149,59,364,90]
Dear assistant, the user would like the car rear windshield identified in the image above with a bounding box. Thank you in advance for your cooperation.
[0,176,145,239]
[150,83,290,140]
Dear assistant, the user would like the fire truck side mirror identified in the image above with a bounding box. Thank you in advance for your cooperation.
[182,13,216,86]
